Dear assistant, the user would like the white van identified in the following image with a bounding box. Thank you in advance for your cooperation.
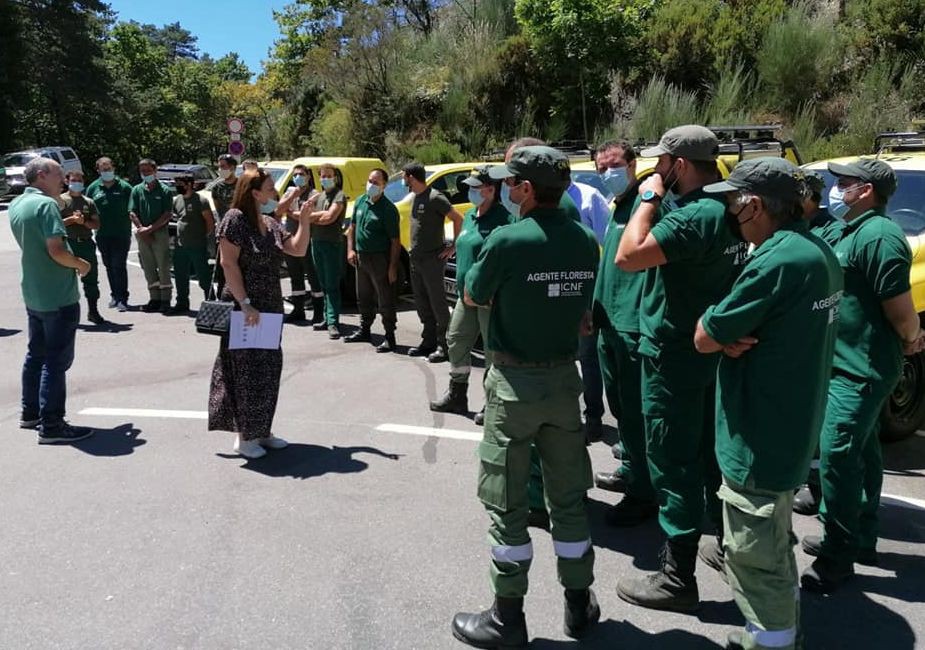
[1,147,83,195]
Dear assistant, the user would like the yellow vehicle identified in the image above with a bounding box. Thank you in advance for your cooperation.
[803,131,925,441]
[276,156,386,206]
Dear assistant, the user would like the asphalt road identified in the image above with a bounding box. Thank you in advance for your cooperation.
[1,202,923,649]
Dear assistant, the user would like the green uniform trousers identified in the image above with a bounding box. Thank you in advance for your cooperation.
[599,326,654,501]
[136,229,172,303]
[642,349,723,549]
[68,238,100,301]
[478,362,595,597]
[172,244,211,304]
[721,480,801,650]
[818,372,892,561]
[447,297,491,385]
[311,238,344,326]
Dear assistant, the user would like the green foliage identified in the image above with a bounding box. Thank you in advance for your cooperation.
[309,102,356,156]
[628,77,704,143]
[846,0,925,61]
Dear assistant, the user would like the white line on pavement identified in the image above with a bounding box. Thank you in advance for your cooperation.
[881,493,925,512]
[374,423,482,441]
[79,407,207,419]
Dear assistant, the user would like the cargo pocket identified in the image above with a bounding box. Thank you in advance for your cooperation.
[718,483,780,571]
[477,440,509,510]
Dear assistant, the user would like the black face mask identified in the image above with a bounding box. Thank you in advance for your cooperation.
[725,202,752,241]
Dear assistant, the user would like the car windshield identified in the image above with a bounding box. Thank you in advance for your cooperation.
[571,170,611,202]
[264,167,288,185]
[385,171,435,203]
[2,153,37,167]
[815,169,925,236]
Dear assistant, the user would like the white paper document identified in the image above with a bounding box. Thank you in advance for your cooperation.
[228,312,283,350]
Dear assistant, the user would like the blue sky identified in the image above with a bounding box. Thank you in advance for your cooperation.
[106,0,291,78]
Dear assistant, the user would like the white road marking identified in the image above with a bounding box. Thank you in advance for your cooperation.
[374,423,482,441]
[881,493,925,512]
[79,407,207,419]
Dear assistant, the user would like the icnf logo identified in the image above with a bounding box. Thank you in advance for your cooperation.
[547,283,561,297]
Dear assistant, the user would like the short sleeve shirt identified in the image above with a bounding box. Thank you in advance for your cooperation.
[809,207,842,246]
[312,189,347,242]
[207,177,238,221]
[86,178,133,238]
[830,208,911,386]
[701,223,844,491]
[129,181,173,226]
[453,202,513,299]
[8,187,80,311]
[173,193,209,248]
[410,188,452,255]
[466,207,599,362]
[59,193,98,240]
[640,188,749,357]
[353,193,400,254]
[592,190,646,332]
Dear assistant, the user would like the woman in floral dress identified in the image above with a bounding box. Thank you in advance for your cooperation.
[208,169,311,458]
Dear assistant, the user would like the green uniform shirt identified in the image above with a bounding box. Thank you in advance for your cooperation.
[454,202,513,299]
[8,187,80,311]
[809,207,842,246]
[312,188,347,242]
[702,222,844,491]
[466,206,599,362]
[353,193,400,254]
[173,193,209,248]
[411,188,452,255]
[592,188,646,332]
[86,178,133,238]
[640,187,749,356]
[830,208,911,386]
[559,192,581,222]
[59,193,98,240]
[207,177,237,220]
[129,181,173,227]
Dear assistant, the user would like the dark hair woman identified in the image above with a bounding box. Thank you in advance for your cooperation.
[207,169,312,459]
[277,164,324,324]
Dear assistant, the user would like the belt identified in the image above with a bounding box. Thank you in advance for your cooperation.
[67,236,93,242]
[492,352,575,368]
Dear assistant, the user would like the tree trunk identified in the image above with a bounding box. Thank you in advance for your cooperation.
[579,66,589,145]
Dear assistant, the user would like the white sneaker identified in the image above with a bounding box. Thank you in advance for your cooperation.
[258,435,289,450]
[233,436,267,459]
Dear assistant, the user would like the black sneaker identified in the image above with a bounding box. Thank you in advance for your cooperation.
[38,423,94,444]
[328,325,342,340]
[115,301,129,312]
[19,416,40,430]
[108,298,118,308]
[409,344,437,357]
[594,469,627,493]
[564,588,600,639]
[141,299,161,313]
[427,347,448,363]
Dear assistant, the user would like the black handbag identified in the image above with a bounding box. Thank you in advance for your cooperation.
[195,253,234,335]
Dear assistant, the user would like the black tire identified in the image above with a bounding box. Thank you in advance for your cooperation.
[880,351,925,443]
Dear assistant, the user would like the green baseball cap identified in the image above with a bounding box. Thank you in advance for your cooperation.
[488,145,571,190]
[827,159,897,199]
[641,124,719,161]
[462,164,494,187]
[703,157,803,201]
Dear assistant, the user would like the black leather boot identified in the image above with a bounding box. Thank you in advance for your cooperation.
[617,540,700,612]
[451,597,528,649]
[310,296,325,328]
[87,299,104,324]
[563,588,600,639]
[473,407,485,426]
[376,331,396,353]
[793,480,822,516]
[345,326,372,343]
[430,381,468,414]
[284,295,306,323]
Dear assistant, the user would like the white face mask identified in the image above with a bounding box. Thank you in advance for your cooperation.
[500,183,520,218]
[366,182,382,200]
[219,168,233,180]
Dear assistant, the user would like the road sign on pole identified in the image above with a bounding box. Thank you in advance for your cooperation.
[228,140,245,156]
[227,118,244,134]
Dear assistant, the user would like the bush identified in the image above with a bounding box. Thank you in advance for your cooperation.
[628,77,704,142]
[308,102,356,156]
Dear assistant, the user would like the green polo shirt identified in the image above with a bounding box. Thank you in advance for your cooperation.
[639,187,749,356]
[86,177,133,238]
[207,177,237,219]
[466,206,599,362]
[830,208,911,386]
[353,193,400,254]
[809,207,842,246]
[129,181,173,227]
[60,193,98,240]
[173,193,209,248]
[559,192,581,222]
[8,187,80,311]
[312,188,347,242]
[454,202,513,299]
[592,188,646,332]
[702,222,843,491]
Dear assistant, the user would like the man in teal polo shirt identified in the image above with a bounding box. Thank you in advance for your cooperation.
[9,158,94,444]
[695,158,843,650]
[87,156,133,311]
[345,167,402,352]
[452,146,600,648]
[801,159,925,593]
[615,125,749,612]
[129,158,174,312]
[60,169,103,325]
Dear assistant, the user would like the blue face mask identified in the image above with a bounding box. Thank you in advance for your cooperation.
[320,177,334,190]
[468,187,485,207]
[828,184,860,220]
[261,198,278,214]
[68,182,84,193]
[142,174,156,184]
[601,167,630,197]
[500,184,520,218]
[293,174,307,188]
[366,182,382,200]
[99,171,115,182]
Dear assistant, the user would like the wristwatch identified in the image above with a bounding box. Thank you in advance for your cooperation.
[242,297,251,306]
[641,189,663,204]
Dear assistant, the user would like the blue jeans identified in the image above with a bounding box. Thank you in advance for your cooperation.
[96,235,131,303]
[579,332,605,421]
[22,303,80,433]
